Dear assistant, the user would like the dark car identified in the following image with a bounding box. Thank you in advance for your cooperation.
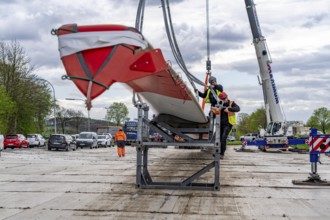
[48,134,76,151]
[4,134,29,149]
[76,132,98,149]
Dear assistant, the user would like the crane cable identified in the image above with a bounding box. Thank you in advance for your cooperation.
[202,0,212,110]
[160,0,221,107]
[135,0,203,90]
[135,1,220,106]
[160,0,205,89]
[135,0,146,32]
[133,0,146,102]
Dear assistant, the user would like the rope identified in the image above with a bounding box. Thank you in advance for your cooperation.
[61,75,110,89]
[86,81,93,110]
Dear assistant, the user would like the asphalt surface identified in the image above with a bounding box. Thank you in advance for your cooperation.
[0,145,330,219]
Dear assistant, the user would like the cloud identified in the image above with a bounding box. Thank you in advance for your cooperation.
[303,13,328,28]
[145,0,184,6]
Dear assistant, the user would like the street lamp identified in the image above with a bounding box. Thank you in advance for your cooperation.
[40,79,57,134]
[22,77,57,134]
[66,98,90,131]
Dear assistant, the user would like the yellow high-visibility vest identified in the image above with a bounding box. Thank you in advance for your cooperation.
[205,89,221,103]
[227,101,236,125]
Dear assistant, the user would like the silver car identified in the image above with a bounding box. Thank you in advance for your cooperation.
[97,134,111,147]
[27,134,45,147]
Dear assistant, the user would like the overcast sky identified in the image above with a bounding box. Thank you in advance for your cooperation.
[1,0,329,124]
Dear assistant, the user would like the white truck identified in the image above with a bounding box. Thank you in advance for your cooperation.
[240,133,258,142]
[244,0,306,149]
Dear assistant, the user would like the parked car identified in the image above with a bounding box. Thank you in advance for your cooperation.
[227,136,236,142]
[97,134,115,147]
[240,133,258,142]
[71,134,79,144]
[76,132,98,149]
[26,134,45,147]
[0,134,4,151]
[108,133,115,147]
[48,134,76,151]
[4,134,29,149]
[71,134,79,140]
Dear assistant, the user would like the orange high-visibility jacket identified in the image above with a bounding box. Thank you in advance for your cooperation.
[115,131,127,141]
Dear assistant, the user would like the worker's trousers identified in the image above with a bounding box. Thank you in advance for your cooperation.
[117,140,126,157]
[117,146,125,157]
[220,123,232,155]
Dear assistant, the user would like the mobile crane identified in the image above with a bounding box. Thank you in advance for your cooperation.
[244,0,306,149]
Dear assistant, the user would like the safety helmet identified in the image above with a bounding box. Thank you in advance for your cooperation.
[208,76,216,84]
[219,91,228,100]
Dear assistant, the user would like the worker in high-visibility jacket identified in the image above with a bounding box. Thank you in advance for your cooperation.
[115,128,127,157]
[219,91,240,159]
[197,76,223,107]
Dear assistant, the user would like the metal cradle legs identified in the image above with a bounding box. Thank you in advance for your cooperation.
[136,145,220,191]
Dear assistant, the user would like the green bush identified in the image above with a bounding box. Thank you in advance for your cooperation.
[227,141,242,145]
[290,144,309,150]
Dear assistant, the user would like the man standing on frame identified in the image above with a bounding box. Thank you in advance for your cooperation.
[219,91,240,159]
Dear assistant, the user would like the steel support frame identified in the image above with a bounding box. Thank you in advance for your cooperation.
[135,102,221,191]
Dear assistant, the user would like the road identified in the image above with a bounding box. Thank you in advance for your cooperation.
[0,146,330,219]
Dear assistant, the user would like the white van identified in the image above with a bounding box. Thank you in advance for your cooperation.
[76,132,98,149]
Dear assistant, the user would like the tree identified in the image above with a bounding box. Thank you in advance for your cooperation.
[0,86,16,133]
[67,109,85,133]
[0,40,53,134]
[56,107,73,134]
[236,107,267,138]
[306,107,330,134]
[236,113,250,136]
[105,102,129,126]
[247,107,267,132]
[22,77,53,132]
